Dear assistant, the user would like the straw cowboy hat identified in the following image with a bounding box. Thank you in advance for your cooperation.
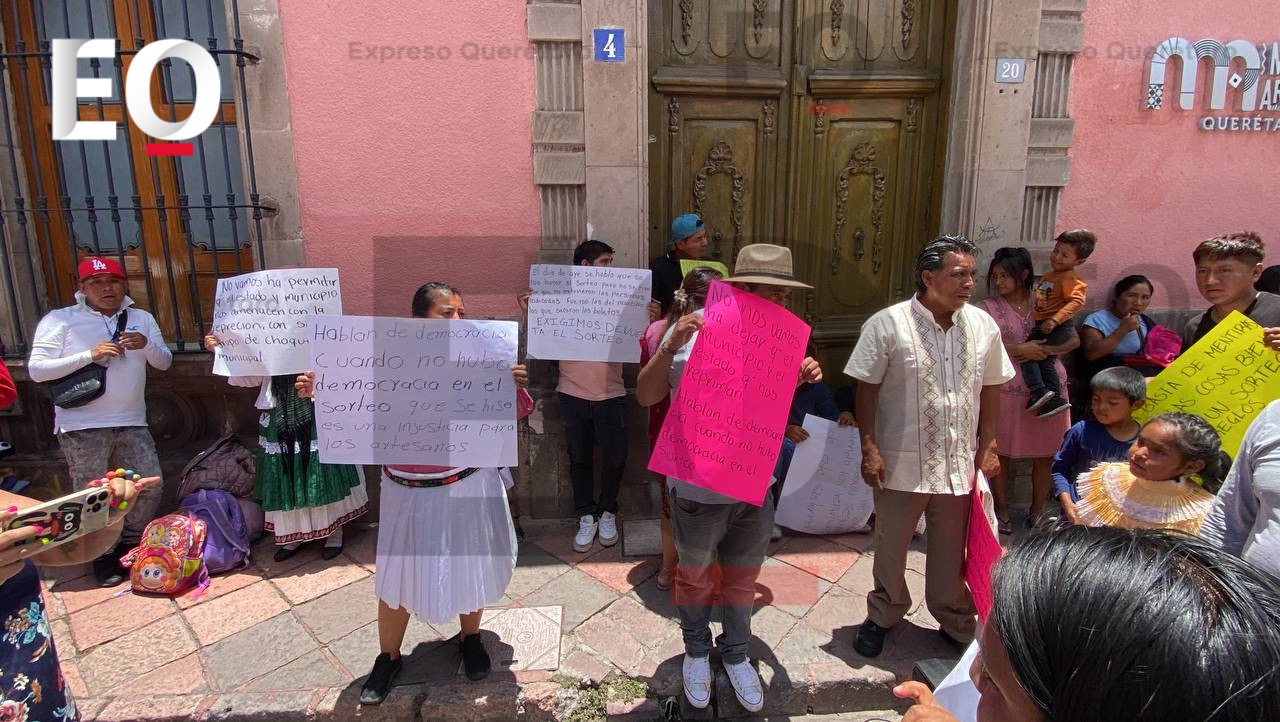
[723,244,812,289]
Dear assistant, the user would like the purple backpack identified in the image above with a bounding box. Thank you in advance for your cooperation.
[178,489,251,574]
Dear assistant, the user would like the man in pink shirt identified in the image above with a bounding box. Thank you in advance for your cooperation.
[559,241,632,551]
[521,241,659,552]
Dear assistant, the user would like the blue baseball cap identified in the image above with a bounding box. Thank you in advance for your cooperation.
[667,213,704,247]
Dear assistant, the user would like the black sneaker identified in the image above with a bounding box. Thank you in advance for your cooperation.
[1036,396,1071,418]
[853,619,889,658]
[461,633,491,681]
[92,546,125,588]
[1026,390,1054,412]
[359,652,402,705]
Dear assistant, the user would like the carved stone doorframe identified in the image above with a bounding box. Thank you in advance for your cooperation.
[524,0,1075,277]
[940,0,1087,265]
[526,2,649,269]
[938,0,998,239]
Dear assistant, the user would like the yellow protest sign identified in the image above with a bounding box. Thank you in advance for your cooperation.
[679,259,730,279]
[1135,311,1280,458]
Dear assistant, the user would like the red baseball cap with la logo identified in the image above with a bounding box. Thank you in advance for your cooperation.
[77,257,126,282]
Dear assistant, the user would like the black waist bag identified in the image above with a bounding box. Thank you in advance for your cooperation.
[47,310,127,409]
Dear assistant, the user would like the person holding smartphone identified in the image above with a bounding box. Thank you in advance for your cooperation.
[27,257,172,587]
[0,474,154,721]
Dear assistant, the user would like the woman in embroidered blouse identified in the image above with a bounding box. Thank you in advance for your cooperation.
[979,248,1078,533]
[297,282,532,705]
[0,475,154,722]
[203,335,368,562]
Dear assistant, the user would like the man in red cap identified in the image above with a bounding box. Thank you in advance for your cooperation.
[28,256,171,586]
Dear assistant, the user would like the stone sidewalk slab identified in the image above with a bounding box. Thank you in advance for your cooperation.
[48,521,959,721]
[67,588,175,649]
[183,580,293,646]
[293,576,379,644]
[620,517,662,556]
[476,606,563,671]
[203,613,319,690]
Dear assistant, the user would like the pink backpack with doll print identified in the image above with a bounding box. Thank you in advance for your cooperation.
[119,514,210,598]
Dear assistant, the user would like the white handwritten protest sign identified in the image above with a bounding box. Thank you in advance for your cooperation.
[775,415,874,535]
[309,315,519,467]
[211,268,342,376]
[527,264,652,362]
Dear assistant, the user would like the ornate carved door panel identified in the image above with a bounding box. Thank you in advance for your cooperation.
[792,0,949,369]
[650,0,951,373]
[649,1,791,271]
[659,97,782,262]
[792,97,939,355]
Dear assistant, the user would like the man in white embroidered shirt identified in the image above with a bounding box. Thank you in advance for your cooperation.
[844,236,1013,658]
[28,257,172,587]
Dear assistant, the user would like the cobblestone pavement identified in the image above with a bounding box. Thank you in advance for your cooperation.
[42,519,957,721]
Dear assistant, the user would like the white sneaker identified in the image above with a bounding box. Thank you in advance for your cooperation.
[682,655,712,709]
[598,512,618,546]
[573,515,597,553]
[771,524,783,540]
[724,658,764,712]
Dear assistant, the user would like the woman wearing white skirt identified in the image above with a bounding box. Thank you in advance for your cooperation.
[298,281,532,705]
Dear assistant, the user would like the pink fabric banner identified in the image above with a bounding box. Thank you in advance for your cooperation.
[964,474,1003,621]
[648,281,811,505]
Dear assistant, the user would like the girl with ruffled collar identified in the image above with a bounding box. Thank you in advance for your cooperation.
[1076,412,1227,535]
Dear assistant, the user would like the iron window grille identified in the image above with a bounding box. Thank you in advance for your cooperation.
[0,0,273,357]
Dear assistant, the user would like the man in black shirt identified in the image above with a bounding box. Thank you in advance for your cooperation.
[650,213,710,316]
[1183,231,1280,351]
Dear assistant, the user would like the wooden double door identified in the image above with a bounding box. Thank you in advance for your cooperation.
[649,0,953,370]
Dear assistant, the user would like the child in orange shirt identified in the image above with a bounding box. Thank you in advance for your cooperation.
[1023,229,1094,418]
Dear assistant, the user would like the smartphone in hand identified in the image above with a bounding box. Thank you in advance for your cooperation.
[5,487,113,554]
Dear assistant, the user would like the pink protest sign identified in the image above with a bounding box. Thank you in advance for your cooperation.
[648,281,811,505]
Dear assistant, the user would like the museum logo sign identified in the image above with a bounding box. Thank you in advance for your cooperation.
[1146,37,1280,132]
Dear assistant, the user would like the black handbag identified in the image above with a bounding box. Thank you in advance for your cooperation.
[47,310,128,409]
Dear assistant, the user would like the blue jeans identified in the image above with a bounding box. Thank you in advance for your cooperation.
[668,489,775,664]
[772,438,797,504]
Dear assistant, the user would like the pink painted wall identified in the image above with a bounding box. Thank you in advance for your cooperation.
[276,2,540,318]
[1059,1,1279,311]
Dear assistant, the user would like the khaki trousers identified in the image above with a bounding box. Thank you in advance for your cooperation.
[867,489,976,642]
[59,426,163,546]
